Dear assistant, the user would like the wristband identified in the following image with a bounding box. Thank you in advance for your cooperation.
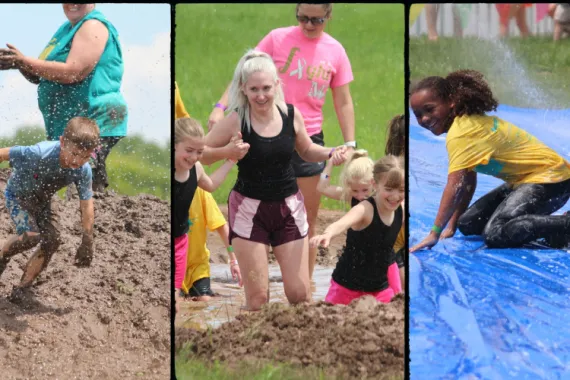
[215,103,227,111]
[320,173,330,180]
[344,141,357,148]
[328,147,336,159]
[431,224,442,235]
[229,259,238,266]
[227,246,234,253]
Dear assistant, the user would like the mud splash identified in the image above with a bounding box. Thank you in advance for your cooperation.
[175,294,405,379]
[0,168,170,380]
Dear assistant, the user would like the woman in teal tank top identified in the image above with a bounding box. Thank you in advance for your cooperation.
[0,4,127,192]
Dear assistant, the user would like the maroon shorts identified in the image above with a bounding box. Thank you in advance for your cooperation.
[228,190,308,247]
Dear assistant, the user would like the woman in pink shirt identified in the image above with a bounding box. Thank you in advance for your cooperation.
[209,3,356,279]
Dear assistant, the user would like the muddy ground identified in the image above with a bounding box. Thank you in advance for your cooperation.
[176,295,405,379]
[0,168,170,380]
[176,204,405,379]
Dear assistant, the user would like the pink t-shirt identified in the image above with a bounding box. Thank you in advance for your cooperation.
[256,26,354,136]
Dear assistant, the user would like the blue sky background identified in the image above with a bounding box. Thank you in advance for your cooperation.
[0,4,171,146]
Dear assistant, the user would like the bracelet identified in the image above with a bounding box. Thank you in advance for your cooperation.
[229,259,238,266]
[328,147,336,159]
[320,173,329,180]
[227,246,234,253]
[431,224,443,235]
[214,103,227,111]
[344,141,356,148]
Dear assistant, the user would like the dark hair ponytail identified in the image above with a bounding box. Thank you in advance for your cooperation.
[411,70,498,117]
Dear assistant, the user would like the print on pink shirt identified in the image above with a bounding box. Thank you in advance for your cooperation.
[280,46,335,100]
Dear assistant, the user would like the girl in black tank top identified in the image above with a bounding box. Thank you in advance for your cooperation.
[310,155,405,304]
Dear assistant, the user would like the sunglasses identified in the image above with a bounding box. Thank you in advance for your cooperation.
[296,14,327,25]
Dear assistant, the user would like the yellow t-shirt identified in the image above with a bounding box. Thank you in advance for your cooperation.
[446,114,570,185]
[175,82,190,119]
[393,225,405,253]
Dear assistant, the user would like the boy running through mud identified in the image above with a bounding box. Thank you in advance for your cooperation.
[0,117,99,301]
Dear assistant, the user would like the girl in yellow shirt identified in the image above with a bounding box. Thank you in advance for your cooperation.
[410,70,570,251]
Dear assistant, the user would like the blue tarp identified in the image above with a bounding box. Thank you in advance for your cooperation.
[410,105,570,380]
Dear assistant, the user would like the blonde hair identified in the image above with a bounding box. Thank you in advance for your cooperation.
[373,155,405,190]
[63,117,100,151]
[174,117,204,145]
[385,114,405,157]
[339,149,375,201]
[227,49,286,132]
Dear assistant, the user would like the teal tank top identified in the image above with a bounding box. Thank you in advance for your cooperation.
[37,9,127,139]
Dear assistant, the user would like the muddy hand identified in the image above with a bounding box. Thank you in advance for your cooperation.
[0,44,23,70]
[74,233,94,267]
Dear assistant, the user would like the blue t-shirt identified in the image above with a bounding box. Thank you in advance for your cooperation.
[6,141,92,205]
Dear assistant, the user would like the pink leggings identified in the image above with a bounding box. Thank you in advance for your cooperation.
[325,263,402,305]
[174,234,188,289]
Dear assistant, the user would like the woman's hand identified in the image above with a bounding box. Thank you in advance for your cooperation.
[410,231,440,253]
[225,131,250,161]
[0,44,24,70]
[331,145,348,166]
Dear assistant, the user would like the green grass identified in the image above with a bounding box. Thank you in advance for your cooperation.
[0,126,170,201]
[175,354,403,380]
[410,36,570,108]
[176,4,404,210]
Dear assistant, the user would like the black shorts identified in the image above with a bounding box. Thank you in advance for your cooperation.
[291,131,326,178]
[188,277,215,297]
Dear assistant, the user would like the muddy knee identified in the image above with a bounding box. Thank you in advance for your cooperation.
[284,284,310,305]
[457,214,484,236]
[483,220,527,248]
[40,227,61,254]
[247,291,269,311]
[1,232,41,259]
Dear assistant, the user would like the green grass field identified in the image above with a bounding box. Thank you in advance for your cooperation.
[0,127,170,201]
[410,36,570,108]
[175,4,404,210]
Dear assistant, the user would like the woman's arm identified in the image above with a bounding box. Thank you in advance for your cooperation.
[202,112,249,165]
[196,160,235,193]
[12,20,108,85]
[331,83,356,144]
[207,83,231,130]
[410,169,475,252]
[293,106,346,163]
[316,159,343,200]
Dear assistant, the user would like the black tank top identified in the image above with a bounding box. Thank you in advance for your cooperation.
[173,166,197,238]
[233,104,298,201]
[332,197,403,292]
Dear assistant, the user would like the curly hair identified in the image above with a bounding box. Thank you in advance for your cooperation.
[411,70,499,117]
[385,114,405,157]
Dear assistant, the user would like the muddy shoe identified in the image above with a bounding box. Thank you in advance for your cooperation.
[8,286,32,304]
